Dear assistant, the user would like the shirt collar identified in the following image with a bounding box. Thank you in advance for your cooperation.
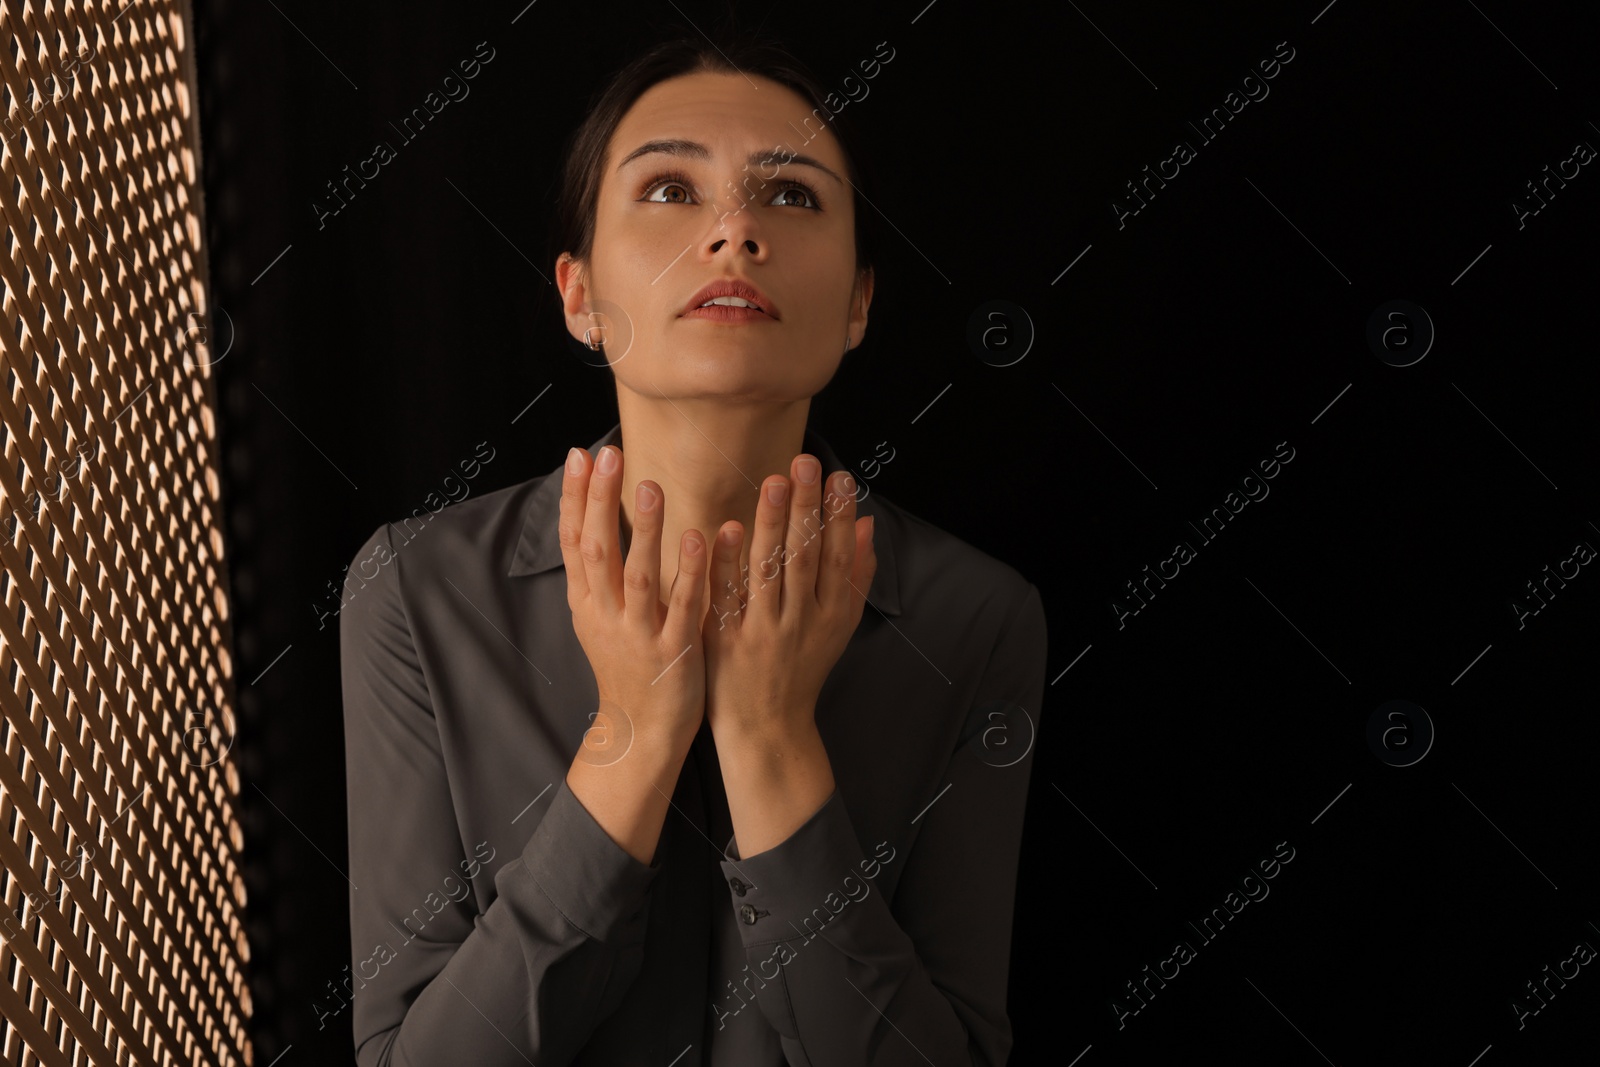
[509,422,902,616]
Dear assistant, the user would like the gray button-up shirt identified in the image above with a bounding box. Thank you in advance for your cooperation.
[339,421,1048,1066]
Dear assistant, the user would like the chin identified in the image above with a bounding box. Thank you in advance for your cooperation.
[622,360,821,402]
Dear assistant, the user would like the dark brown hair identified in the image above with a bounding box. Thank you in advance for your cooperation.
[547,29,883,296]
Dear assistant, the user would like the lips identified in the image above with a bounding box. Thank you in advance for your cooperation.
[681,278,780,320]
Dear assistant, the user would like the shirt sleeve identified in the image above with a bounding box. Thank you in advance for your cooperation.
[340,522,662,1067]
[714,582,1048,1066]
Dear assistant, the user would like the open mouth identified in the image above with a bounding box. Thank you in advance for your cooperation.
[682,279,780,321]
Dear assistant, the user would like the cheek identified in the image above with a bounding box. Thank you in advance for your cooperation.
[573,237,657,345]
[791,265,858,334]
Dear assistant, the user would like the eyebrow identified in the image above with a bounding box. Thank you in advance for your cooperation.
[615,139,845,187]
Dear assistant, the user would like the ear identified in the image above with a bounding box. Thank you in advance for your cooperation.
[848,266,874,346]
[556,253,592,344]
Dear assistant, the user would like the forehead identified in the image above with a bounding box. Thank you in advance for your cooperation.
[607,71,847,173]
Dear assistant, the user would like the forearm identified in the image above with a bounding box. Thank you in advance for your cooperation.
[565,712,696,866]
[352,768,673,1067]
[714,716,835,859]
[709,784,991,1067]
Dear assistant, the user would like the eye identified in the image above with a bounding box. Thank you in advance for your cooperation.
[769,179,823,210]
[640,170,695,204]
[637,169,825,211]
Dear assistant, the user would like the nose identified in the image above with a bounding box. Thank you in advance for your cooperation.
[709,235,759,256]
[703,195,767,262]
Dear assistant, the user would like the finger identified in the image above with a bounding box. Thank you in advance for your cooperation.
[851,514,878,611]
[622,480,664,630]
[580,445,625,613]
[817,471,858,614]
[782,454,825,618]
[706,521,746,637]
[746,474,789,624]
[664,527,708,645]
[557,447,592,602]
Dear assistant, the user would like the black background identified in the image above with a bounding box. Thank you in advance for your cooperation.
[193,0,1600,1063]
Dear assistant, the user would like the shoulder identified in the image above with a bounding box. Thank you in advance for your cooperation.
[341,460,553,599]
[867,491,1042,637]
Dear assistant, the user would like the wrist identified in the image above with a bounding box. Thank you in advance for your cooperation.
[711,715,823,768]
[574,705,697,772]
[635,712,702,763]
[596,692,703,743]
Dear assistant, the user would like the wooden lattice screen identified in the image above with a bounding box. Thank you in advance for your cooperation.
[0,1,249,1065]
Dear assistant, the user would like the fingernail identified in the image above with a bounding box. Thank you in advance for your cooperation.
[796,457,819,485]
[567,447,584,475]
[637,483,657,510]
[685,532,703,555]
[837,472,855,495]
[766,480,787,505]
[597,447,618,475]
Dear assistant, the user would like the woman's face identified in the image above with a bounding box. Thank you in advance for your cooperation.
[559,71,872,402]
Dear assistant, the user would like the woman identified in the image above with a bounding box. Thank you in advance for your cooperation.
[340,29,1047,1067]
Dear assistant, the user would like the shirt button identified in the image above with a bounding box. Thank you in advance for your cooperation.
[739,903,759,925]
[729,878,749,896]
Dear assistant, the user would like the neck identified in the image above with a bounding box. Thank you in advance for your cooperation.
[613,385,810,606]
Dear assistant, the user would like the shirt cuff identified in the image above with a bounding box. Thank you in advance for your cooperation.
[717,789,896,949]
[523,778,661,944]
